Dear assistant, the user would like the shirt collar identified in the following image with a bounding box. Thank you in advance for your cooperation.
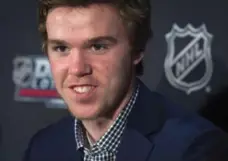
[74,82,140,154]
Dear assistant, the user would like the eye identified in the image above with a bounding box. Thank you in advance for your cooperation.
[52,45,69,53]
[91,44,108,52]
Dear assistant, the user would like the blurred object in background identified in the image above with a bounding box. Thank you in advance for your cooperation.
[200,86,228,133]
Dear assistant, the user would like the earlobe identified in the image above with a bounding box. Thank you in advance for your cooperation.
[133,52,144,65]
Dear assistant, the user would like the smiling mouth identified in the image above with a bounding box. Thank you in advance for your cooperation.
[72,85,96,94]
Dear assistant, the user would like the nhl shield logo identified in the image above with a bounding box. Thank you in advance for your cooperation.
[164,24,213,94]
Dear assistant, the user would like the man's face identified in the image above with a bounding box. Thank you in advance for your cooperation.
[46,4,143,120]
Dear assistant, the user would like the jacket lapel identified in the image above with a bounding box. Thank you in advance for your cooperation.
[116,79,166,161]
[67,150,84,161]
[116,128,154,161]
[55,116,84,161]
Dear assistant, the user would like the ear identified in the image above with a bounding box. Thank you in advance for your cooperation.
[133,52,144,65]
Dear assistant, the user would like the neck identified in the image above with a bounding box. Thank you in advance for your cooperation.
[82,78,137,144]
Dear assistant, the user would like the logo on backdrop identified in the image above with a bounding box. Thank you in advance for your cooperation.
[12,55,66,108]
[164,24,213,94]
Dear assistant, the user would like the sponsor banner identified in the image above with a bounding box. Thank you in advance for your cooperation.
[12,55,66,108]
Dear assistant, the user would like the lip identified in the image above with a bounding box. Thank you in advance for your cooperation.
[68,84,97,88]
[68,85,97,101]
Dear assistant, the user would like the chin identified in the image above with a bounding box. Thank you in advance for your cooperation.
[68,106,101,121]
[74,113,100,121]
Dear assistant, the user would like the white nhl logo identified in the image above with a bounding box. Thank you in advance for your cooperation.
[164,24,213,94]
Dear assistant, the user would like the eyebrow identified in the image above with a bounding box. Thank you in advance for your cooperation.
[47,39,69,46]
[47,36,117,46]
[86,36,117,44]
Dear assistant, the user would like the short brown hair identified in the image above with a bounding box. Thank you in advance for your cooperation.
[38,0,152,76]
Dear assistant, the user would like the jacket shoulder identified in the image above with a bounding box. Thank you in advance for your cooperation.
[30,116,75,143]
[23,116,76,161]
[150,93,224,161]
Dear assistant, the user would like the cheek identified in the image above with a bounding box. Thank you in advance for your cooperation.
[92,52,131,83]
[91,59,110,84]
[49,58,68,86]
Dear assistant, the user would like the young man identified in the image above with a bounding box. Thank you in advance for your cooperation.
[24,0,227,161]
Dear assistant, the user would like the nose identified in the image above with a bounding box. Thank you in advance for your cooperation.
[68,49,92,77]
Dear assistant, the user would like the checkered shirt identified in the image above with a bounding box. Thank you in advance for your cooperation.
[74,84,139,161]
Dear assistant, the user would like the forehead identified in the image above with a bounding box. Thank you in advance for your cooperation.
[46,4,127,42]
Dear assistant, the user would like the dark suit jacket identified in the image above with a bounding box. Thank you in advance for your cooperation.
[23,80,225,161]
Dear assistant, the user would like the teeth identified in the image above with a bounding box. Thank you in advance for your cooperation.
[73,86,92,93]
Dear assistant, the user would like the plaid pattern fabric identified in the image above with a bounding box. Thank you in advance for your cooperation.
[74,83,140,161]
